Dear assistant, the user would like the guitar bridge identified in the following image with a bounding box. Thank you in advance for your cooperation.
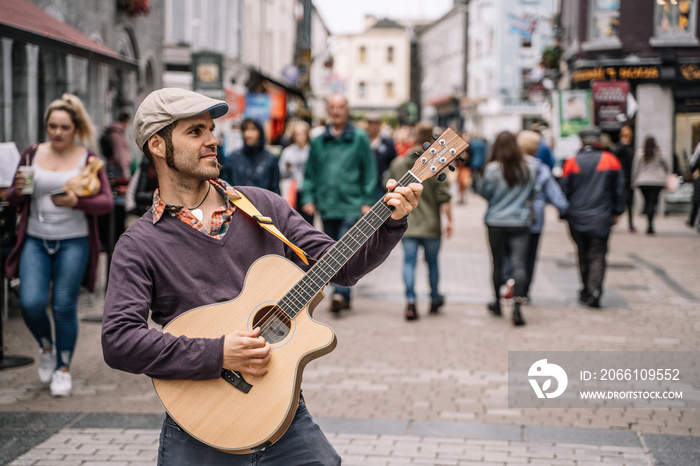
[221,369,253,393]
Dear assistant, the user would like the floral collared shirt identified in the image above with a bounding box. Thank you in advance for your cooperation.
[151,179,240,239]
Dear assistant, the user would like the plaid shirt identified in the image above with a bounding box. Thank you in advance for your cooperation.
[152,179,240,239]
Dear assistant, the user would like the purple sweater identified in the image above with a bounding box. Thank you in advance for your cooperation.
[101,186,407,381]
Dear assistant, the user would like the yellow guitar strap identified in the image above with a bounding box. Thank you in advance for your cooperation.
[228,193,313,266]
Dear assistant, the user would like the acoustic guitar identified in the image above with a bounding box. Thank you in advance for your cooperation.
[152,128,468,453]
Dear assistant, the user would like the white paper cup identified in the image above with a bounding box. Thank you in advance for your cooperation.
[18,166,35,195]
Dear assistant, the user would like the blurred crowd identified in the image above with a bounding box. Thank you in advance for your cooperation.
[2,91,700,399]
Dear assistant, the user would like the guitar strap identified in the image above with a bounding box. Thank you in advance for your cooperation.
[228,193,315,266]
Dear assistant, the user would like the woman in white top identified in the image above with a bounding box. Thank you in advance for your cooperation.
[5,94,113,396]
[279,120,314,224]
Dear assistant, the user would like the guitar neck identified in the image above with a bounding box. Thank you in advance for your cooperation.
[278,171,420,318]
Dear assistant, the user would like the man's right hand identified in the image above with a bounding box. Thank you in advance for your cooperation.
[302,203,316,216]
[223,327,271,376]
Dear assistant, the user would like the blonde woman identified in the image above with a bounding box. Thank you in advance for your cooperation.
[4,94,113,396]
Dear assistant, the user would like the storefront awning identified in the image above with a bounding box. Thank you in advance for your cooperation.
[247,68,306,101]
[0,0,137,70]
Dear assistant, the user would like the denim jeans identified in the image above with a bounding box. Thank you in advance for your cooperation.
[322,217,357,302]
[401,237,441,303]
[157,398,341,465]
[19,235,89,369]
[487,226,530,300]
[503,232,541,298]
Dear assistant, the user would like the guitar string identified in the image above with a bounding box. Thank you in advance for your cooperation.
[256,170,418,338]
[265,139,463,328]
[255,134,465,336]
[257,197,395,337]
[256,144,464,338]
[257,174,407,337]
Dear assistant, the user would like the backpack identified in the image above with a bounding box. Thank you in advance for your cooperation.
[99,127,114,160]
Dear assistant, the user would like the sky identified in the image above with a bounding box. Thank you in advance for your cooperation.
[313,0,455,35]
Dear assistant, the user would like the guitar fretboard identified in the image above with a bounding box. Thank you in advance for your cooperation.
[276,171,419,319]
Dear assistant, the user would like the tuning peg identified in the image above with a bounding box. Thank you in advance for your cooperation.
[448,165,455,172]
[437,173,447,182]
[422,142,430,151]
[457,156,466,163]
[414,151,421,158]
[433,133,439,140]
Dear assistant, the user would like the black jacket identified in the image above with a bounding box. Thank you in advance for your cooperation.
[561,146,626,237]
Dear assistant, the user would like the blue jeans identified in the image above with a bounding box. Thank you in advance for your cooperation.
[402,237,441,303]
[157,398,341,465]
[19,235,89,369]
[322,217,357,303]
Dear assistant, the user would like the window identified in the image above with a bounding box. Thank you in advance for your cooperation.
[385,81,394,98]
[652,0,698,45]
[359,81,366,98]
[589,0,620,42]
[387,46,394,63]
[359,46,367,63]
[170,0,187,45]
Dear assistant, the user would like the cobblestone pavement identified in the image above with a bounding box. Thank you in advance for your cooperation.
[1,192,699,465]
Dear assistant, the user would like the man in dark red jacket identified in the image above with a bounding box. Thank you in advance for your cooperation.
[561,127,625,308]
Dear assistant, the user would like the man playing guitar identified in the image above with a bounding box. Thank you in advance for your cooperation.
[101,88,423,465]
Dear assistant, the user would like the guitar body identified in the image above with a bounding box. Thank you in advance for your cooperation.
[150,128,468,454]
[153,255,334,454]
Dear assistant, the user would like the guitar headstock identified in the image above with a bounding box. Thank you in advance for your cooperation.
[409,128,468,183]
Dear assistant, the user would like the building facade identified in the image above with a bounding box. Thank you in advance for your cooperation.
[417,2,468,130]
[333,17,411,119]
[560,0,700,169]
[1,0,163,153]
[463,0,556,139]
[163,0,309,145]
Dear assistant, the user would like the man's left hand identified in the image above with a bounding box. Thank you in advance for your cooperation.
[384,180,423,220]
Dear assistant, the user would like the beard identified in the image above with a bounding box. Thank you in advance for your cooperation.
[167,145,222,183]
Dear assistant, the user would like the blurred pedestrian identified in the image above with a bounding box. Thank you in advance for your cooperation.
[687,141,700,231]
[613,125,636,232]
[632,136,669,235]
[561,127,625,308]
[100,87,421,463]
[388,122,453,320]
[101,111,132,180]
[278,120,313,224]
[477,131,537,326]
[531,124,554,170]
[394,125,414,157]
[366,112,397,201]
[98,111,132,247]
[456,131,473,205]
[466,132,488,190]
[221,118,280,194]
[302,93,377,314]
[503,130,569,303]
[125,156,159,216]
[4,93,113,396]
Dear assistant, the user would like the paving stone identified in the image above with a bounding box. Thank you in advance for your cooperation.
[2,197,697,464]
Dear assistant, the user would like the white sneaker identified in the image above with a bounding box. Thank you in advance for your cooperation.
[50,370,72,397]
[38,350,56,384]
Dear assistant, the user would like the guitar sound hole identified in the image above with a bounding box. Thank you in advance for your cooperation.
[253,306,291,344]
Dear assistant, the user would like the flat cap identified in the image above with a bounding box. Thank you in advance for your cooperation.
[134,87,228,149]
[578,126,601,139]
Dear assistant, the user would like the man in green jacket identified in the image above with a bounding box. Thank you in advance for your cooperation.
[302,93,378,314]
